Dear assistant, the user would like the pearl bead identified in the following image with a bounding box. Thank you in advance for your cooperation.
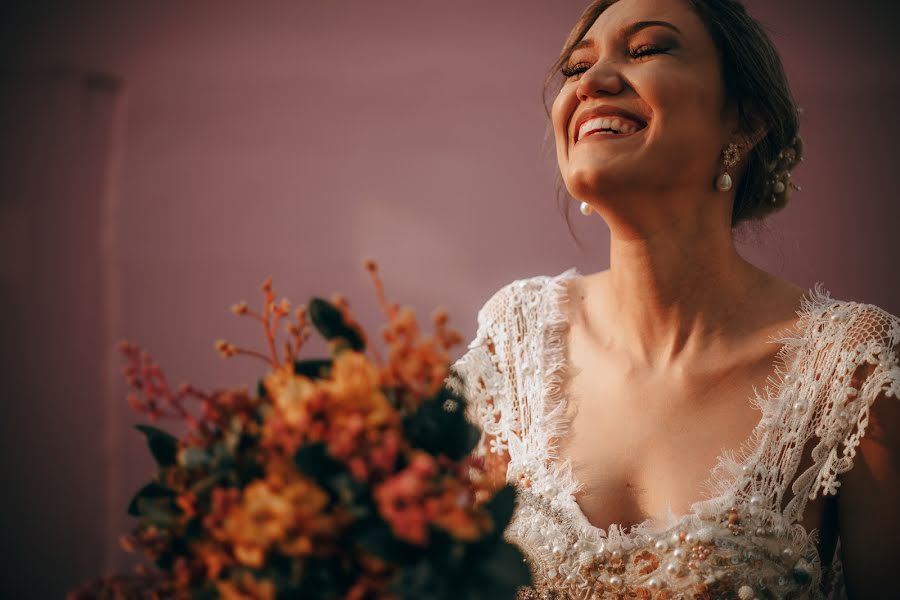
[783,373,794,384]
[792,401,807,412]
[673,548,686,559]
[647,577,662,590]
[782,547,794,558]
[749,494,763,506]
[738,585,755,600]
[579,201,593,216]
[611,548,622,559]
[608,575,622,587]
[666,562,679,575]
[684,532,695,544]
[717,172,733,192]
[774,181,786,194]
[669,533,680,545]
[756,527,767,536]
[655,540,668,551]
[552,545,564,556]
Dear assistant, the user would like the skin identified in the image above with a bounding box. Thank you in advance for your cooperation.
[537,0,899,596]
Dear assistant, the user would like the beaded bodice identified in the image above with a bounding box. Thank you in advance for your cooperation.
[447,267,900,600]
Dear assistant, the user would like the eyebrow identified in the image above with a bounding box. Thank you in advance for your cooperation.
[570,20,682,51]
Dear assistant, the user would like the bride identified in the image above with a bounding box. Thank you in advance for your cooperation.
[447,0,899,598]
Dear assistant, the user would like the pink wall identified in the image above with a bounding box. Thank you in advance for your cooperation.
[2,1,899,596]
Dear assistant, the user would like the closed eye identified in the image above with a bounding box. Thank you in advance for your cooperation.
[629,44,667,59]
[560,44,668,78]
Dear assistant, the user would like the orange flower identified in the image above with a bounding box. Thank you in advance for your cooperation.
[220,471,333,568]
[262,364,320,428]
[424,480,489,542]
[194,541,231,580]
[215,571,275,600]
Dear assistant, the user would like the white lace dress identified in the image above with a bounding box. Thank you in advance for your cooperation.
[446,267,900,599]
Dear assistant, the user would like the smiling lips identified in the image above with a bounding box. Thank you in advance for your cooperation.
[578,116,643,139]
[572,105,649,144]
[576,116,647,142]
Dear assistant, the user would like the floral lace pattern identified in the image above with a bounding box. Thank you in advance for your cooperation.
[447,267,900,599]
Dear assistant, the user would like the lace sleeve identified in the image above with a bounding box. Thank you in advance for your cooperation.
[446,284,517,491]
[807,305,900,500]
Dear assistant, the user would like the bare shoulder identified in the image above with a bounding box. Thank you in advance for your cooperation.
[832,299,900,598]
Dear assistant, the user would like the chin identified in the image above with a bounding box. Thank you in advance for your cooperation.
[565,163,628,200]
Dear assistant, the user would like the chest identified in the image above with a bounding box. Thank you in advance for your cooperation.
[554,323,837,560]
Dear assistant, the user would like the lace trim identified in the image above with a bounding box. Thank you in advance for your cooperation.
[535,268,838,545]
[702,282,836,514]
[538,267,581,487]
[453,267,900,600]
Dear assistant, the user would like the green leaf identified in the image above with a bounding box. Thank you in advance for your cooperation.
[189,473,223,496]
[295,556,352,599]
[427,526,467,571]
[307,297,365,352]
[352,516,418,565]
[293,358,333,379]
[402,388,480,461]
[293,443,345,483]
[470,541,532,596]
[483,484,517,539]
[127,481,175,517]
[136,496,178,527]
[155,549,176,571]
[192,585,220,600]
[184,515,204,541]
[387,558,450,600]
[134,424,178,467]
[179,446,211,469]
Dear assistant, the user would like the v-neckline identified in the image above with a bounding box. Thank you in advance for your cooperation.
[537,266,836,541]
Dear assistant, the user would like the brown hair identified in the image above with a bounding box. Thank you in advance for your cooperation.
[542,0,803,246]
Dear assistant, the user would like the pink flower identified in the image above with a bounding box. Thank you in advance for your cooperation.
[373,454,438,546]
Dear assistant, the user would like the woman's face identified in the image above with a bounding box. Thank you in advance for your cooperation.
[552,0,737,215]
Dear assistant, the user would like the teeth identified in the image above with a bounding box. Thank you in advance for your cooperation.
[578,116,642,140]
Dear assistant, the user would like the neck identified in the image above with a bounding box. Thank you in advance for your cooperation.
[594,208,771,370]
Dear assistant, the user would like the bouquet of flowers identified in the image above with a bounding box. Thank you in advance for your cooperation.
[69,260,531,600]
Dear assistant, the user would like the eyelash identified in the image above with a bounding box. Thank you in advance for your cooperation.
[560,44,667,78]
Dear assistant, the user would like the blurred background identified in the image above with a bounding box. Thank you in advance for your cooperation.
[1,0,899,597]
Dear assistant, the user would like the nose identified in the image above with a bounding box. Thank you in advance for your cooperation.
[576,61,625,102]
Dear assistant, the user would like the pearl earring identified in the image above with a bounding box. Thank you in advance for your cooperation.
[580,201,594,216]
[716,142,742,192]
